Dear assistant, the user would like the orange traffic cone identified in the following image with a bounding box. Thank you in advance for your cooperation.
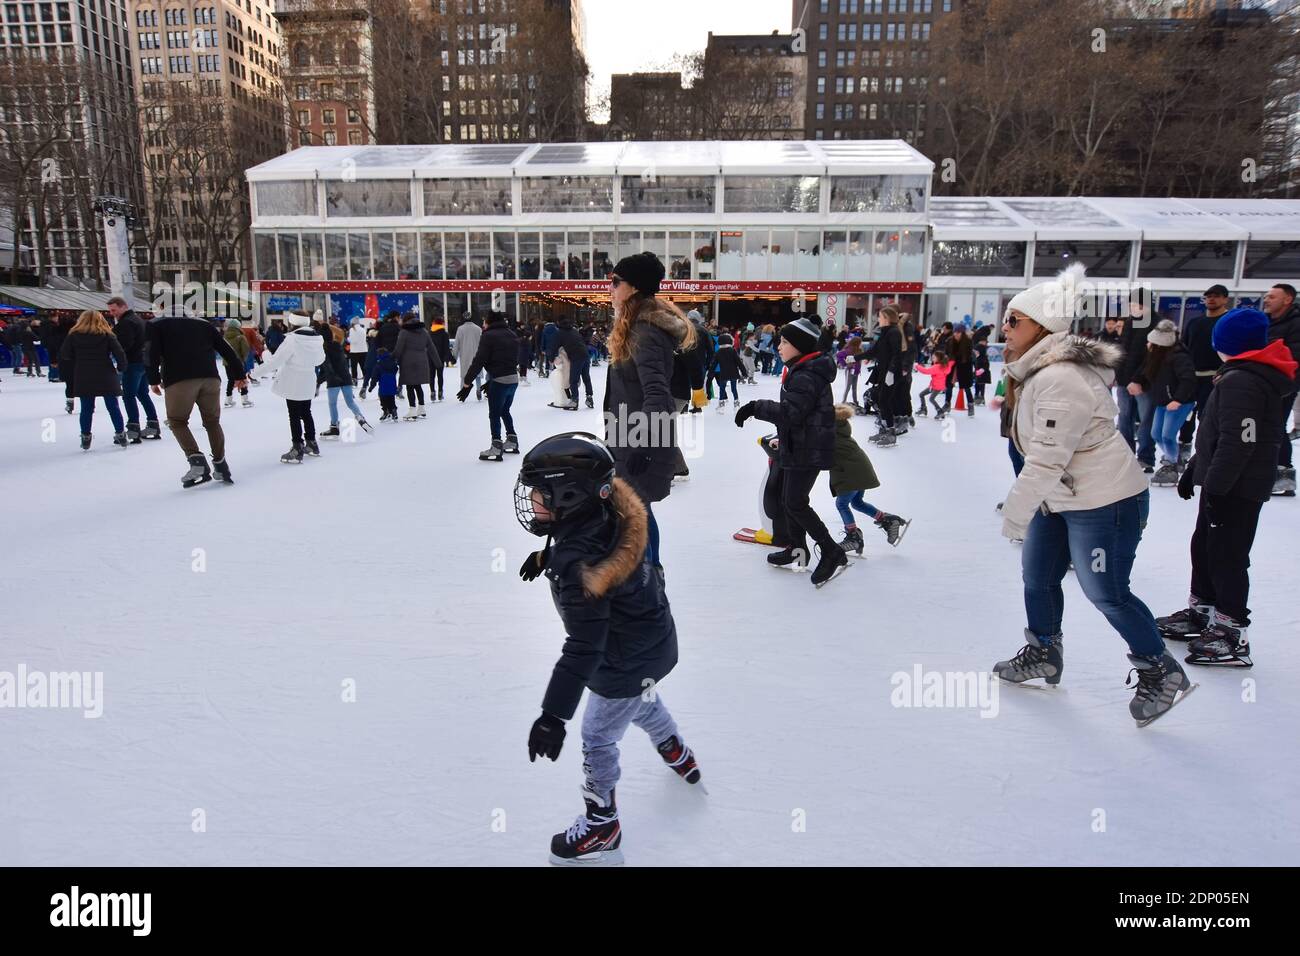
[954,389,967,412]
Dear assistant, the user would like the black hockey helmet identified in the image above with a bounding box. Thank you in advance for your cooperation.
[514,432,616,536]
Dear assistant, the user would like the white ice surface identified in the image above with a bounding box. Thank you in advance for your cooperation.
[1,365,1296,866]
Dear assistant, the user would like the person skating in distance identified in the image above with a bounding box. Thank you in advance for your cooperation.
[517,432,701,866]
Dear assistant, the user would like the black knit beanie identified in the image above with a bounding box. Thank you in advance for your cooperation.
[612,251,666,297]
[781,317,821,355]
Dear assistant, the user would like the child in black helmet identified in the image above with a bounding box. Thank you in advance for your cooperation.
[516,432,702,866]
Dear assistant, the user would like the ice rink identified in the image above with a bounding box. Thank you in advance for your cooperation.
[1,365,1296,866]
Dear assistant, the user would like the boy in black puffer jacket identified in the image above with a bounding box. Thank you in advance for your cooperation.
[734,316,848,587]
[1157,308,1298,667]
[458,311,523,459]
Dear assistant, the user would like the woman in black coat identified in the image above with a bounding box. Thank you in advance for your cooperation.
[59,310,128,449]
[603,252,694,567]
[391,316,440,417]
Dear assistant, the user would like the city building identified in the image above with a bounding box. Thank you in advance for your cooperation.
[276,0,374,149]
[608,72,692,141]
[701,30,807,140]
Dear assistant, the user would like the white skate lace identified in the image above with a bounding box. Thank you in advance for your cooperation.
[564,815,591,842]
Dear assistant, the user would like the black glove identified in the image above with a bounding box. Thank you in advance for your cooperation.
[734,401,757,428]
[519,547,550,582]
[528,712,565,762]
[456,384,472,402]
[1177,461,1196,500]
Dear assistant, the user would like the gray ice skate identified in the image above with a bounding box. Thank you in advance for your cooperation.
[1126,651,1197,726]
[993,629,1063,686]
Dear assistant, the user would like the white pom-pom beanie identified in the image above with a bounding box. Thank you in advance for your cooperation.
[1004,262,1088,334]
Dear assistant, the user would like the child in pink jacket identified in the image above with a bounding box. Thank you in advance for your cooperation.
[914,351,953,419]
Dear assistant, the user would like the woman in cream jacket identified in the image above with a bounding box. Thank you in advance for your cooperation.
[992,264,1193,726]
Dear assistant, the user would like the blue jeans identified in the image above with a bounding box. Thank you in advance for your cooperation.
[120,363,157,426]
[1116,388,1156,466]
[327,384,364,424]
[79,395,124,435]
[1008,438,1025,476]
[486,380,517,441]
[1021,491,1163,657]
[581,690,679,802]
[834,491,879,527]
[1150,402,1195,464]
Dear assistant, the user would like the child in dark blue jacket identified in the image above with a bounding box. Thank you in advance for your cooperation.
[373,348,399,421]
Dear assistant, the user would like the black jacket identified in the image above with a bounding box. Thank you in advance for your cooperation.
[41,319,68,365]
[1189,344,1296,501]
[1116,316,1152,387]
[375,318,402,353]
[751,352,837,470]
[319,331,351,387]
[1181,311,1225,375]
[604,300,688,503]
[540,479,677,720]
[1268,302,1300,391]
[1136,342,1197,406]
[549,319,588,365]
[866,324,904,385]
[429,324,452,364]
[462,321,519,384]
[713,342,746,381]
[112,310,149,364]
[145,316,244,386]
[59,331,126,398]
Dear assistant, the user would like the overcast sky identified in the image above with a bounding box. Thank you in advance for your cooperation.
[582,0,794,122]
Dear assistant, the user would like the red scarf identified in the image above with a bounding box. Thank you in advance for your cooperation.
[781,351,822,385]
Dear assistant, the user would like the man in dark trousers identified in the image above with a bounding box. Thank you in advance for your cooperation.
[106,296,161,443]
[1262,282,1300,495]
[146,309,247,487]
[1176,284,1230,458]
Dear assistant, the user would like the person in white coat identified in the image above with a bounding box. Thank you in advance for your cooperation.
[258,311,325,463]
[347,318,368,385]
[454,316,484,400]
[991,263,1193,726]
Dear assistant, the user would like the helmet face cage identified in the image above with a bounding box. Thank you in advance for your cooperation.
[513,476,553,537]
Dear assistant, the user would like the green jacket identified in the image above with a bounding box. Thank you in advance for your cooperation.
[829,406,880,496]
[224,326,250,363]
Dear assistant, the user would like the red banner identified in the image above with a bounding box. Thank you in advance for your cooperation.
[253,279,925,295]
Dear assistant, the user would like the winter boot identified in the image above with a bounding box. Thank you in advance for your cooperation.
[211,457,233,484]
[1273,465,1297,496]
[1156,600,1212,641]
[241,394,254,408]
[320,425,341,440]
[1126,651,1194,726]
[656,735,701,785]
[79,433,92,451]
[993,629,1064,686]
[127,423,142,444]
[224,395,235,408]
[65,399,74,414]
[304,439,321,457]
[766,547,808,571]
[280,442,304,464]
[181,453,212,487]
[502,433,520,454]
[548,787,623,866]
[112,431,129,448]
[875,512,910,547]
[1186,611,1252,667]
[838,526,865,557]
[479,439,505,461]
[142,420,162,440]
[810,544,849,588]
[1150,460,1181,487]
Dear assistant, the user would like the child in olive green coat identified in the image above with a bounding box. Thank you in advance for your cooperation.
[830,404,911,555]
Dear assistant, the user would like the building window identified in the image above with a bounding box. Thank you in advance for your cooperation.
[348,130,363,145]
[322,108,335,125]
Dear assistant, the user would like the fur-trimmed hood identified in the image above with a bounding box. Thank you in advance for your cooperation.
[635,298,692,347]
[577,477,648,600]
[1005,331,1123,384]
[834,402,856,421]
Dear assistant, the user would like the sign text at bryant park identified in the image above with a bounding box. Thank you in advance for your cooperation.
[253,280,926,295]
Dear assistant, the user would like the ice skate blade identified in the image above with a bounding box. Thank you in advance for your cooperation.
[549,848,624,867]
[182,476,213,488]
[997,676,1061,691]
[813,562,849,588]
[889,519,912,547]
[1186,655,1252,668]
[1135,682,1198,727]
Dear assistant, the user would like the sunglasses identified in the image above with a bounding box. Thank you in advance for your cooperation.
[1003,314,1024,328]
[610,276,623,288]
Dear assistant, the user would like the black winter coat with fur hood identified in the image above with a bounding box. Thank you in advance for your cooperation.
[751,351,837,470]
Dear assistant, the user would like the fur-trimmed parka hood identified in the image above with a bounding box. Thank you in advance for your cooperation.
[834,402,856,421]
[575,477,648,599]
[634,298,692,347]
[1005,331,1123,384]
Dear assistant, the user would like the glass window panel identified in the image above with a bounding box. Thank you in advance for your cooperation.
[795,229,820,279]
[372,232,395,279]
[277,233,301,280]
[468,232,491,279]
[669,231,692,279]
[421,293,446,323]
[930,240,1025,277]
[872,230,900,281]
[325,232,348,279]
[256,180,317,216]
[616,229,639,267]
[395,232,418,279]
[518,231,540,279]
[566,230,591,279]
[543,231,565,278]
[694,232,715,278]
[822,230,846,279]
[1033,240,1130,278]
[899,229,925,281]
[744,230,769,281]
[771,229,795,280]
[420,232,444,279]
[1243,240,1300,279]
[493,231,516,278]
[301,232,325,280]
[592,231,615,279]
[520,176,613,213]
[642,230,667,263]
[1137,241,1236,279]
[325,180,412,217]
[446,292,467,324]
[828,175,927,213]
[348,232,372,279]
[718,231,743,280]
[445,231,467,279]
[847,230,870,279]
[619,175,715,213]
[422,177,512,215]
[723,176,820,213]
[254,232,277,279]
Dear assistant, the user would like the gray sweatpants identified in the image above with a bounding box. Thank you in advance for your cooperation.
[581,690,679,801]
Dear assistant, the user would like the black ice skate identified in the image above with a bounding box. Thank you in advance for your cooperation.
[182,453,212,487]
[479,439,505,461]
[320,426,341,440]
[838,527,865,557]
[875,512,910,547]
[79,433,92,451]
[1186,612,1252,667]
[657,735,701,785]
[358,418,373,434]
[1273,465,1296,497]
[65,399,74,414]
[585,395,594,409]
[548,787,623,867]
[112,431,129,448]
[1156,601,1212,641]
[142,420,162,440]
[280,442,304,464]
[304,439,321,457]
[127,423,142,444]
[1150,461,1181,487]
[1126,651,1196,726]
[211,457,234,485]
[502,433,520,454]
[993,629,1063,686]
[766,547,808,571]
[810,544,849,588]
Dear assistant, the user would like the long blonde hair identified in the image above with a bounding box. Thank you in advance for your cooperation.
[607,295,696,365]
[70,310,112,335]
